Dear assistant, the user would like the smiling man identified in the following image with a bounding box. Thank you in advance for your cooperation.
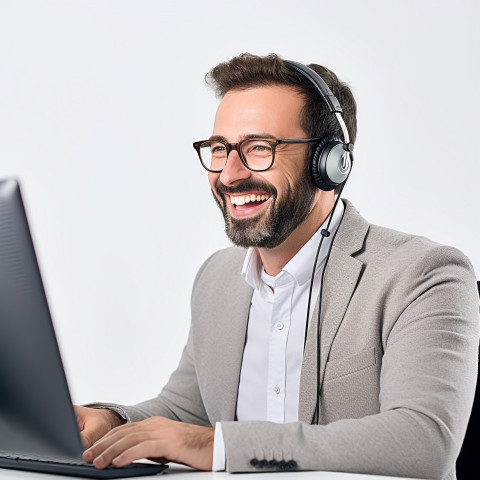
[207,84,333,270]
[76,54,479,480]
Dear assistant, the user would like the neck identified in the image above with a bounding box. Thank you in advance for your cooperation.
[258,192,335,276]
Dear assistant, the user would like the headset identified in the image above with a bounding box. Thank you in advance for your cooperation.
[283,60,354,191]
[284,60,355,424]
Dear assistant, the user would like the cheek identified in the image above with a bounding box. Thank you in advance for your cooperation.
[268,167,299,195]
[273,153,306,186]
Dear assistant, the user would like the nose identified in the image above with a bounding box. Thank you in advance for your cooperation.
[219,150,252,186]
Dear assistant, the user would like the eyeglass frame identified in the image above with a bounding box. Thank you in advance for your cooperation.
[192,137,324,173]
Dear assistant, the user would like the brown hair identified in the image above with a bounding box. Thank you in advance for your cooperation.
[206,53,357,146]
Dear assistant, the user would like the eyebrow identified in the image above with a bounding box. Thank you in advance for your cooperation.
[208,133,277,142]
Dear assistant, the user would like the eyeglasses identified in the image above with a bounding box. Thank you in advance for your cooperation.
[193,137,323,173]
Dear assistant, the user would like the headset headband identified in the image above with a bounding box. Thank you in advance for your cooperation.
[283,60,352,147]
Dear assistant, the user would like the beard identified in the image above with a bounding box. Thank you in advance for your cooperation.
[212,167,317,249]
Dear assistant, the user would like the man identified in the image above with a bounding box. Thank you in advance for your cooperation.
[76,54,479,479]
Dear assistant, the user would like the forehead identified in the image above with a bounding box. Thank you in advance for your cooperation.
[212,85,306,141]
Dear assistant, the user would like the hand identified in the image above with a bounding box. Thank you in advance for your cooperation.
[75,405,125,448]
[82,416,214,471]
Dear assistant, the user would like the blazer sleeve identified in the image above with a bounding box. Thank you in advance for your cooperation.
[220,245,480,480]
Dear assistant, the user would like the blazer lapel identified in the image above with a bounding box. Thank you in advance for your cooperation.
[299,200,369,423]
[217,282,253,421]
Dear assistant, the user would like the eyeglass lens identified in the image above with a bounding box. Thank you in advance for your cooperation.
[199,139,274,172]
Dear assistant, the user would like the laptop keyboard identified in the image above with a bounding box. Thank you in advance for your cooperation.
[1,452,88,464]
[0,452,168,478]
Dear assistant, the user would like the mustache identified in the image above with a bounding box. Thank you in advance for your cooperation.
[215,178,277,197]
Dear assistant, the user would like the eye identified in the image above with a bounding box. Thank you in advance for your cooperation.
[252,144,270,151]
[243,140,273,156]
[210,142,226,155]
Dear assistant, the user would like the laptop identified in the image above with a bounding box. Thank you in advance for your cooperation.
[0,179,167,478]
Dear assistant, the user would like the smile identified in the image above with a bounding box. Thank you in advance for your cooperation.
[229,193,271,207]
[226,193,272,218]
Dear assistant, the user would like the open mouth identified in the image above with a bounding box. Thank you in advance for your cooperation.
[228,193,271,217]
[230,193,270,206]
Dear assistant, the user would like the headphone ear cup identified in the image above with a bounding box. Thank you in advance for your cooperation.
[311,136,351,191]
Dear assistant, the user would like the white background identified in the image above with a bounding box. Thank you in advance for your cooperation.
[1,0,479,405]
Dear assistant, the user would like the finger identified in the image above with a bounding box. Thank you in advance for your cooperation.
[83,423,131,461]
[111,441,168,468]
[83,436,114,463]
[84,429,148,465]
[94,424,138,449]
[90,433,155,469]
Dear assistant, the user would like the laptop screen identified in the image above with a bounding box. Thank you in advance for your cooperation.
[0,179,84,457]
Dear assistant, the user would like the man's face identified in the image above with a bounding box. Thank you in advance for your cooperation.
[208,85,318,249]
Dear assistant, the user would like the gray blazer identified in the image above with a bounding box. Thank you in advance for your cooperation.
[113,200,479,479]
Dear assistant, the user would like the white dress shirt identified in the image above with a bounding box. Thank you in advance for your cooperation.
[213,201,345,470]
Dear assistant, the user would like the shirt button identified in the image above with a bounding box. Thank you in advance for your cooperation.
[275,322,284,330]
[274,385,280,395]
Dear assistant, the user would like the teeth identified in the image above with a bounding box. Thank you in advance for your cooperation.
[230,194,269,206]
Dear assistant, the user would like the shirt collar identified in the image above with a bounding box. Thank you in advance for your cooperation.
[242,199,345,289]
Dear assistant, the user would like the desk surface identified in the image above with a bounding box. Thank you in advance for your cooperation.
[0,463,423,480]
